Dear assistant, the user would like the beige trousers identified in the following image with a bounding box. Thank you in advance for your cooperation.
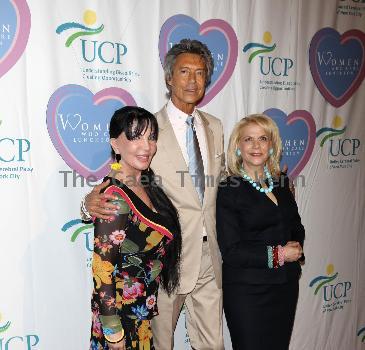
[151,241,224,350]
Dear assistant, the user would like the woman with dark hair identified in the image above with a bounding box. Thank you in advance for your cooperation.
[90,106,181,350]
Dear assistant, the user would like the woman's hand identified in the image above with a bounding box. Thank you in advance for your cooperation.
[85,179,119,220]
[283,241,303,262]
[105,331,126,350]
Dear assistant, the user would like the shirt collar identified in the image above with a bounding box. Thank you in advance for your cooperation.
[166,99,201,125]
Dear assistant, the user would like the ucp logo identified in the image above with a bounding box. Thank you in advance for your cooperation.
[316,115,360,156]
[56,9,127,64]
[0,312,39,350]
[309,264,352,313]
[316,115,361,170]
[0,336,39,350]
[62,218,94,268]
[243,31,294,77]
[62,219,94,253]
[358,326,365,343]
[0,138,30,162]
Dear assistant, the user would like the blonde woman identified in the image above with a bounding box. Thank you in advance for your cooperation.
[216,114,305,349]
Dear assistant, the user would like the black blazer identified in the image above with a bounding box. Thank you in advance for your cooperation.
[216,174,305,285]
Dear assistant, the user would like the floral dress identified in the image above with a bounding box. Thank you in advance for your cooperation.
[90,179,174,350]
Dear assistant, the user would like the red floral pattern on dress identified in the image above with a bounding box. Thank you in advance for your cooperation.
[90,182,171,350]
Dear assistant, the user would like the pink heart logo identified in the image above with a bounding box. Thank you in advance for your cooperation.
[46,85,137,180]
[0,0,31,79]
[264,108,316,179]
[309,28,365,107]
[159,14,238,107]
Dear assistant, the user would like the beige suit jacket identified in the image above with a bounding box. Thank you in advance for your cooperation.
[151,106,225,294]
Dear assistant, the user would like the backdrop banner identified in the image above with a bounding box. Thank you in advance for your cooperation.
[0,1,364,349]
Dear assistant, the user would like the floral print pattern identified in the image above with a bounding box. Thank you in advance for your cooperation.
[90,181,173,350]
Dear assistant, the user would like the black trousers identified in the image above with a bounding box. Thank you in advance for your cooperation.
[223,279,299,350]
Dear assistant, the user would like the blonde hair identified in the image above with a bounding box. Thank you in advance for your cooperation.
[227,114,282,177]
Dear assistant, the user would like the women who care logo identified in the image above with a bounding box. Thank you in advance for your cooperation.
[309,27,365,107]
[159,14,238,107]
[0,0,31,79]
[309,264,352,313]
[46,84,137,180]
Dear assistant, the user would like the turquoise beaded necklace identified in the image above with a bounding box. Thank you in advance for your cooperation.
[239,165,274,193]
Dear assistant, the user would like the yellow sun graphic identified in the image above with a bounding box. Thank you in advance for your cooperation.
[263,31,272,44]
[332,115,343,129]
[326,264,334,276]
[83,10,97,26]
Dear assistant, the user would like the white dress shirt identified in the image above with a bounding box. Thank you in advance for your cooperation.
[166,100,208,172]
[166,100,208,238]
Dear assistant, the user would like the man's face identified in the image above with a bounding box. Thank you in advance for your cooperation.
[167,53,207,114]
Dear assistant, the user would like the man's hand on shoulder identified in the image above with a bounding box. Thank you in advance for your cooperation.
[85,179,120,220]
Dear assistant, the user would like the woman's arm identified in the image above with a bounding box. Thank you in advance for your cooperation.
[92,196,129,339]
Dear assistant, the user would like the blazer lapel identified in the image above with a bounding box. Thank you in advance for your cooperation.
[196,110,216,209]
[156,107,202,206]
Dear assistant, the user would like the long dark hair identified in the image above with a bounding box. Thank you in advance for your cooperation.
[109,106,181,295]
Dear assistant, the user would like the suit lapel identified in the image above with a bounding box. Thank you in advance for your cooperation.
[196,110,216,208]
[156,107,201,206]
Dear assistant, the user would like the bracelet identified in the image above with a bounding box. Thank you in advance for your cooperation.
[267,246,273,269]
[80,195,92,221]
[278,245,285,266]
[273,246,279,269]
[104,329,125,344]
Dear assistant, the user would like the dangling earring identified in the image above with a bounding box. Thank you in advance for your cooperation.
[235,148,241,157]
[269,148,274,156]
[110,153,122,171]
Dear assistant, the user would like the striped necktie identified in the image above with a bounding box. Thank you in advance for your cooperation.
[186,115,205,204]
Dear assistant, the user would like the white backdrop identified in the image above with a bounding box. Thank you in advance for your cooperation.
[0,0,364,349]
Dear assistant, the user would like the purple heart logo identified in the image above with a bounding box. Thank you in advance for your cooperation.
[0,0,31,78]
[264,108,316,179]
[309,27,365,107]
[46,84,137,180]
[159,14,238,107]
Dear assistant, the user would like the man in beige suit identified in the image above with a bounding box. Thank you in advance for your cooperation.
[83,39,225,349]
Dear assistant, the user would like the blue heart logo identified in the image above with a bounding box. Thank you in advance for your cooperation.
[0,0,31,79]
[46,85,137,179]
[309,28,365,107]
[264,108,316,178]
[159,14,238,106]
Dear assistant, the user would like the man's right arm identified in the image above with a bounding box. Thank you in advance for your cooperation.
[80,179,120,221]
